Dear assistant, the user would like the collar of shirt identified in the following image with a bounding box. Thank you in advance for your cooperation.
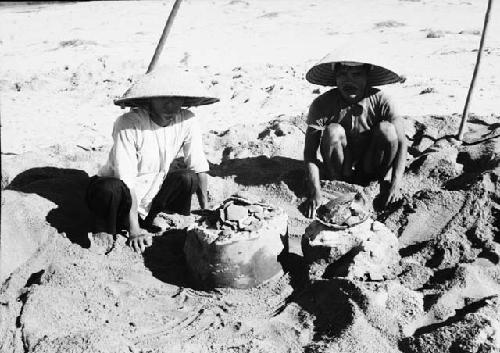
[338,97,364,116]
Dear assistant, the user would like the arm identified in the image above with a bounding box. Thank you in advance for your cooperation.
[111,115,152,252]
[196,171,208,209]
[304,127,323,218]
[182,114,209,210]
[127,187,142,236]
[127,187,152,253]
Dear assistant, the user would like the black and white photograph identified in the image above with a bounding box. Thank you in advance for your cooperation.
[1,0,499,352]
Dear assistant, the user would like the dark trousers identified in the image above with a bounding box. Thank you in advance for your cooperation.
[86,170,198,234]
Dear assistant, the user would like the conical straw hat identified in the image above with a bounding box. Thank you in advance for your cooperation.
[114,66,220,107]
[306,52,404,87]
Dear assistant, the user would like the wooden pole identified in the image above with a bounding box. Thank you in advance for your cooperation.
[146,0,183,74]
[457,0,493,141]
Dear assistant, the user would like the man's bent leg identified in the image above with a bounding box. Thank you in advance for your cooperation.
[146,170,198,222]
[320,123,352,180]
[85,176,132,234]
[362,121,398,179]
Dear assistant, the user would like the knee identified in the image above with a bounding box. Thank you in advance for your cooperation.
[167,170,197,193]
[323,123,346,144]
[86,177,125,206]
[90,177,124,193]
[374,121,397,143]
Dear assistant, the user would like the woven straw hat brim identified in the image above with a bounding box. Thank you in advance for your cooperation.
[114,66,220,107]
[306,60,403,87]
[114,95,220,107]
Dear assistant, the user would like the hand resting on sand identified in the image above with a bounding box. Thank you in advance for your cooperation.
[128,231,153,253]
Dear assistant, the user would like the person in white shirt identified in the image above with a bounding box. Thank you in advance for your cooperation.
[86,67,219,253]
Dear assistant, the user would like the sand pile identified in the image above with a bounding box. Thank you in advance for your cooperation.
[303,218,400,281]
[2,114,498,352]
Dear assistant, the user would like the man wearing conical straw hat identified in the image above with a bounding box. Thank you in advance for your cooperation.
[303,52,407,218]
[86,66,219,252]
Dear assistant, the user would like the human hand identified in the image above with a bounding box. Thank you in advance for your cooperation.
[128,230,153,253]
[305,193,322,219]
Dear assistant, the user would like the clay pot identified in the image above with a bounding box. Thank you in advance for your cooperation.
[184,209,288,289]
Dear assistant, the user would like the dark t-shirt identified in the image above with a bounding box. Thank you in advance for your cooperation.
[307,87,397,140]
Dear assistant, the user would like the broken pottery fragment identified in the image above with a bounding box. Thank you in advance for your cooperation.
[231,191,264,204]
[316,190,370,229]
[184,194,288,289]
[225,204,249,221]
[248,204,264,214]
[151,212,195,232]
[302,219,400,281]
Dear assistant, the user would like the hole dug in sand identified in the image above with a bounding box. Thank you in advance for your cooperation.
[2,112,500,352]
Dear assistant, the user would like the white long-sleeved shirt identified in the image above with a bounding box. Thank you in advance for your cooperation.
[98,108,209,217]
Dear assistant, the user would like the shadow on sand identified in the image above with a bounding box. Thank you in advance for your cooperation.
[209,155,307,197]
[7,167,93,247]
[142,229,198,289]
[276,251,367,344]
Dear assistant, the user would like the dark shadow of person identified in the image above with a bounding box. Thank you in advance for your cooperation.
[142,229,196,288]
[6,167,93,247]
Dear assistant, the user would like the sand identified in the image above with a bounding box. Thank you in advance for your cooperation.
[1,1,500,352]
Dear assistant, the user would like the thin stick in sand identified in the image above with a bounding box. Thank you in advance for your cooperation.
[457,0,493,141]
[146,0,183,74]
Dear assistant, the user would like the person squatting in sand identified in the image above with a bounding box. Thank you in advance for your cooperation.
[303,55,407,218]
[86,67,219,252]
